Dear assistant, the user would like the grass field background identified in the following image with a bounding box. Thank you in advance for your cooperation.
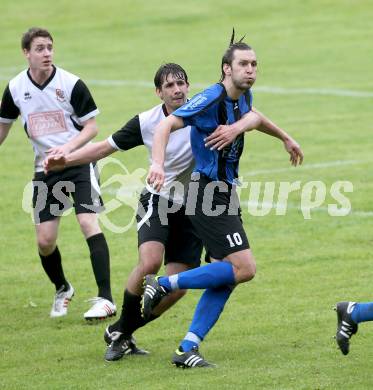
[1,1,373,389]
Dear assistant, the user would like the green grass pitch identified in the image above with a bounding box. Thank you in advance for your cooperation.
[1,0,373,388]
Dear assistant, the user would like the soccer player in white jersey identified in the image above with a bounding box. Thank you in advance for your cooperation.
[44,63,204,360]
[0,27,116,320]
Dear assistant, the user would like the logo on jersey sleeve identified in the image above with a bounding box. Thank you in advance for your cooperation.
[182,94,208,110]
[55,89,66,102]
[28,110,68,138]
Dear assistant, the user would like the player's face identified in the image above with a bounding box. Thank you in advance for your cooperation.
[156,74,189,113]
[24,37,54,73]
[229,49,257,91]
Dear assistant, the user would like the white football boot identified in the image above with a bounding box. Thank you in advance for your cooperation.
[84,297,117,320]
[50,283,75,318]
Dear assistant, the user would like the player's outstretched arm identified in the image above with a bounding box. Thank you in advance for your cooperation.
[253,108,303,166]
[148,114,184,192]
[44,140,115,173]
[0,123,12,146]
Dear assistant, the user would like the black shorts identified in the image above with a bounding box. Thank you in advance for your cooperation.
[32,164,104,224]
[136,190,202,267]
[185,174,250,260]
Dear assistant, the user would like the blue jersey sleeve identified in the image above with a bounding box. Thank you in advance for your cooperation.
[173,83,225,127]
[245,89,253,111]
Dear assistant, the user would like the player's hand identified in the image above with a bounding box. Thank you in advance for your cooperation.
[284,137,303,166]
[204,125,239,150]
[147,162,165,192]
[46,144,72,156]
[43,154,67,173]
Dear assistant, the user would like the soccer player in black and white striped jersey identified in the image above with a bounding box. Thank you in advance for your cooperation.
[0,27,115,320]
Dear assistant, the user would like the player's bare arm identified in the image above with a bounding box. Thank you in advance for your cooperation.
[147,114,184,192]
[204,110,262,150]
[0,122,12,146]
[46,117,98,156]
[44,140,115,173]
[252,108,303,166]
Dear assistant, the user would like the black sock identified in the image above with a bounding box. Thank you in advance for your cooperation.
[110,289,158,337]
[86,233,112,302]
[39,246,68,291]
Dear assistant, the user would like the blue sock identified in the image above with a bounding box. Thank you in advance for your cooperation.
[158,261,235,291]
[351,302,373,323]
[180,337,199,352]
[180,285,233,352]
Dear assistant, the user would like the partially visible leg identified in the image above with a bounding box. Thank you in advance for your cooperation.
[109,241,166,338]
[152,261,190,316]
[36,218,75,317]
[104,247,195,361]
[172,284,233,368]
[179,284,234,352]
[36,218,67,290]
[334,301,368,355]
[351,302,373,323]
[108,189,169,333]
[104,241,165,361]
[77,212,116,319]
[127,241,165,295]
[164,178,254,367]
[105,193,201,361]
[153,208,201,316]
[174,250,254,350]
[110,196,198,332]
[157,261,235,291]
[76,212,113,303]
[157,249,256,292]
[153,251,255,368]
[156,179,255,293]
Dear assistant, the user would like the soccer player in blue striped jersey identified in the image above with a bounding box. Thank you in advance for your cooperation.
[144,30,303,368]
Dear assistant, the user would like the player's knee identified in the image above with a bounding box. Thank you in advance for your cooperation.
[239,258,256,283]
[139,258,162,276]
[242,265,256,282]
[78,219,90,234]
[78,215,100,237]
[37,235,56,254]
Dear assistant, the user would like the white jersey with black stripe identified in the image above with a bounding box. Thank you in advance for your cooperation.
[0,66,99,172]
[108,103,194,204]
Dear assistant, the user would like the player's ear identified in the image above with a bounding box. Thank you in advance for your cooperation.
[223,63,231,77]
[155,88,163,99]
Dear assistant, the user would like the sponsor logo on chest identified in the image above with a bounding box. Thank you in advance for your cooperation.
[28,110,68,138]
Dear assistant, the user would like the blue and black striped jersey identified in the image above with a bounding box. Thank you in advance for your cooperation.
[173,83,252,184]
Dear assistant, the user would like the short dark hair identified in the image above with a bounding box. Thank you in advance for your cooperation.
[154,63,189,89]
[21,27,53,51]
[220,29,252,81]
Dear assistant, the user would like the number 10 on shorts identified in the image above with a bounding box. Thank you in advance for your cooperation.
[226,233,243,247]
